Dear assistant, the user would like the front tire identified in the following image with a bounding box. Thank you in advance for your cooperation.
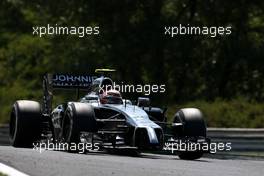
[61,102,97,152]
[173,108,206,160]
[9,100,41,147]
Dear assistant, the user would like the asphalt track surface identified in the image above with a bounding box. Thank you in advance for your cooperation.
[0,146,263,176]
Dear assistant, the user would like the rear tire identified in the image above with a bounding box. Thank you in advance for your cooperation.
[62,102,97,152]
[9,100,41,147]
[173,108,206,160]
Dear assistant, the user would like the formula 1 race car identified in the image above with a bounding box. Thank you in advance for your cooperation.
[9,70,209,160]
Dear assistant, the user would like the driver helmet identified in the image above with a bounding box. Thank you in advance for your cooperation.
[99,89,123,104]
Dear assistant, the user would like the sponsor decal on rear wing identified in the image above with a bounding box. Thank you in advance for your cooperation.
[42,73,97,114]
[45,73,97,89]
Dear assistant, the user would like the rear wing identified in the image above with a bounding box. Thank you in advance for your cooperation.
[42,73,97,114]
[44,73,97,89]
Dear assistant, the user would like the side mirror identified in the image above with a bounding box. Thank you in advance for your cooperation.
[137,97,150,107]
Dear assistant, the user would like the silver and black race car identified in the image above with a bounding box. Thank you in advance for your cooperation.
[9,70,209,160]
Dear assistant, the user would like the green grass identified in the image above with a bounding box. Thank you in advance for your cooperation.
[166,97,264,128]
[0,172,8,176]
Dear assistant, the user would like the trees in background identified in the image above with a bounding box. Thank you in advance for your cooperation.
[0,0,264,126]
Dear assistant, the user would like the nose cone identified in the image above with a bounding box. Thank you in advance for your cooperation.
[146,127,159,144]
[135,127,163,150]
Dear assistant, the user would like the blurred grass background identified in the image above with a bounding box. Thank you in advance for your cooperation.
[167,98,264,128]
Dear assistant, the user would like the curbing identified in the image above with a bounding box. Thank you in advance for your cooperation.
[0,163,29,176]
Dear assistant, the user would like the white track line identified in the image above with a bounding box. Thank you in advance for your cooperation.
[0,163,29,176]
